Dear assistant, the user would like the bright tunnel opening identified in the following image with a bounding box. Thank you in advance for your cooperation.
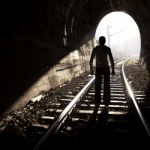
[95,11,141,60]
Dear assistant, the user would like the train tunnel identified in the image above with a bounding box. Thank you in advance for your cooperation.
[0,0,150,116]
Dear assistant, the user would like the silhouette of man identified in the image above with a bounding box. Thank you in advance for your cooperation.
[90,36,115,111]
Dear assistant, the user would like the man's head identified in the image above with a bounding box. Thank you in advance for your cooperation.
[99,36,106,45]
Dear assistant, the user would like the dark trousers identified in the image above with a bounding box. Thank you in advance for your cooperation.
[95,66,110,106]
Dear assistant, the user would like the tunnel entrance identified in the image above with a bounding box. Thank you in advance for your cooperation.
[95,11,141,60]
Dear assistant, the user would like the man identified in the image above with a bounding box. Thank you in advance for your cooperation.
[90,36,115,110]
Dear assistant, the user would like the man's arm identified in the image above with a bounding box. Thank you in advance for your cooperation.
[107,48,115,75]
[89,49,95,75]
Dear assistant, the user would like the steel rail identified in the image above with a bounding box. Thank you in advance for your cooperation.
[33,76,95,150]
[122,58,150,137]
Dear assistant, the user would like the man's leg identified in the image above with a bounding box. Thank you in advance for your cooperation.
[95,68,102,106]
[103,67,110,106]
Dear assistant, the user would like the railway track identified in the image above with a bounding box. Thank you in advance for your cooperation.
[32,58,150,149]
[1,58,150,149]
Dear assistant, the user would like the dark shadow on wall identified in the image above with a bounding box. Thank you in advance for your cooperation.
[0,37,75,116]
[0,1,80,116]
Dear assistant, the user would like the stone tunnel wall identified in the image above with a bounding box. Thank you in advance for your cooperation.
[4,39,95,114]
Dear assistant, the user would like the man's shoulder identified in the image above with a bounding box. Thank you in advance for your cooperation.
[93,46,99,49]
[104,45,111,49]
[93,46,99,51]
[94,45,102,50]
[104,46,111,53]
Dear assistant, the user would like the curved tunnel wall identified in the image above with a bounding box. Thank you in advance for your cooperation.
[0,0,150,116]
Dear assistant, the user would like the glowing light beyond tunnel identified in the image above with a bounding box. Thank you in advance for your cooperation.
[95,12,141,59]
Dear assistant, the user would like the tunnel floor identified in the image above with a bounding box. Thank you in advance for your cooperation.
[0,58,150,149]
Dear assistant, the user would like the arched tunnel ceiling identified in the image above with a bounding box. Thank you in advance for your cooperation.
[2,0,150,49]
[1,0,150,116]
[2,0,150,47]
[44,0,150,48]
